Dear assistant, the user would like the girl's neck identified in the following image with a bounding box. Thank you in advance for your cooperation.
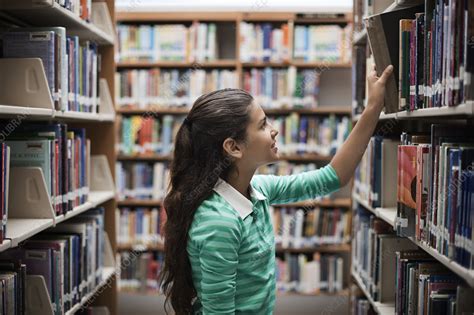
[226,164,256,200]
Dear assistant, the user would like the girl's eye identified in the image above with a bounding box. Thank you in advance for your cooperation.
[261,120,267,129]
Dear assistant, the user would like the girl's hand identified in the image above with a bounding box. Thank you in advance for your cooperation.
[366,64,394,112]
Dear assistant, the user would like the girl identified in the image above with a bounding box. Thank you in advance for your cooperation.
[160,64,394,314]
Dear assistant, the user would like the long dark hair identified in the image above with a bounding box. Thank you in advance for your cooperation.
[160,89,254,314]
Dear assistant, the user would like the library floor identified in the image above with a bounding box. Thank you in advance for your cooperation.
[118,292,349,315]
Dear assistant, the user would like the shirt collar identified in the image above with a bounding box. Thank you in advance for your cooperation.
[213,178,266,219]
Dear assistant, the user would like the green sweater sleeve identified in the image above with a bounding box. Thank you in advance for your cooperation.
[252,164,341,205]
[190,211,242,314]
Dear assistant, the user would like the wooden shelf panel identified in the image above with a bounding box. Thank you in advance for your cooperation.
[116,106,351,115]
[0,105,115,122]
[6,219,55,247]
[353,101,474,122]
[351,269,395,315]
[407,238,474,287]
[116,60,237,68]
[273,197,351,208]
[54,191,115,225]
[0,1,114,45]
[352,193,396,227]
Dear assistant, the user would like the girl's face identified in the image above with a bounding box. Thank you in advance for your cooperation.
[240,101,279,168]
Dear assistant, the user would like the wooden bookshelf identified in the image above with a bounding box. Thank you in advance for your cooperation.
[0,1,118,313]
[350,0,474,312]
[115,10,353,300]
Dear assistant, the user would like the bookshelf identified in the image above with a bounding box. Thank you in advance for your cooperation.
[115,10,353,298]
[351,0,474,314]
[0,0,118,313]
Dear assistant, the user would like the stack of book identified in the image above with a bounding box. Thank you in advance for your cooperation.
[118,251,164,294]
[1,207,106,314]
[116,22,219,62]
[273,207,350,248]
[276,252,345,294]
[1,28,101,113]
[269,114,351,156]
[239,22,290,62]
[363,1,473,114]
[396,125,474,269]
[395,250,474,315]
[115,68,238,109]
[352,206,418,303]
[351,296,375,315]
[398,2,473,111]
[0,144,10,245]
[118,115,182,156]
[4,124,90,216]
[242,67,320,109]
[115,162,169,201]
[354,136,399,208]
[293,24,352,63]
[117,207,165,246]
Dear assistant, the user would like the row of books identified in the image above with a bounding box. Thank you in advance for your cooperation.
[268,114,351,156]
[242,67,320,109]
[116,207,165,246]
[293,24,352,63]
[0,144,10,244]
[239,22,290,62]
[272,207,350,248]
[116,23,218,62]
[117,22,353,64]
[396,125,474,270]
[398,2,474,111]
[118,251,163,294]
[364,1,474,113]
[117,114,350,157]
[276,252,346,294]
[118,115,180,156]
[115,68,238,109]
[351,296,375,315]
[3,123,90,216]
[115,162,169,201]
[395,250,474,315]
[0,207,105,314]
[352,205,418,303]
[1,28,100,112]
[354,136,398,208]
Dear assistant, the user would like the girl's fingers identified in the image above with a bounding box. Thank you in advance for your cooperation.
[377,65,394,84]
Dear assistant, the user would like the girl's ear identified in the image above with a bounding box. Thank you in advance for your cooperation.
[223,137,243,159]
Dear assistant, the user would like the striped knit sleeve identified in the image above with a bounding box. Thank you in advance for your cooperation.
[252,164,341,205]
[190,210,242,314]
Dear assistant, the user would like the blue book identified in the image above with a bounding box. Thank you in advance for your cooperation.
[446,148,460,258]
[2,31,57,108]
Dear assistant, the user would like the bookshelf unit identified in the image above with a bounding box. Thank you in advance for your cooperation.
[115,10,353,298]
[351,0,474,314]
[0,0,118,313]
